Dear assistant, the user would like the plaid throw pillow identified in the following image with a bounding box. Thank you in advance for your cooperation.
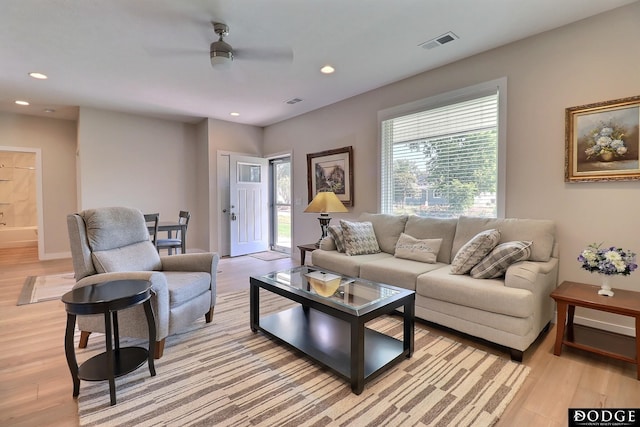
[470,241,532,279]
[340,220,381,256]
[327,224,346,253]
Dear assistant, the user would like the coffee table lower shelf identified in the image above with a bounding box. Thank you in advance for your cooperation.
[256,305,407,390]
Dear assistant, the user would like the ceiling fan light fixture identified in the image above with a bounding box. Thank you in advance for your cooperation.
[210,40,233,66]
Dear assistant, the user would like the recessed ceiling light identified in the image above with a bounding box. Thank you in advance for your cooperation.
[15,100,30,106]
[29,72,48,80]
[230,112,240,117]
[320,65,335,74]
[44,108,56,113]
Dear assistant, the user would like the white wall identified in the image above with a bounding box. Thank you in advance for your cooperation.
[263,3,640,333]
[0,112,76,258]
[77,107,202,246]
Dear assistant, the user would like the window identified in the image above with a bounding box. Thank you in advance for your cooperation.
[380,78,506,218]
[237,163,262,183]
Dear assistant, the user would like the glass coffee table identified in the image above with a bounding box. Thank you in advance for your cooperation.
[250,266,415,394]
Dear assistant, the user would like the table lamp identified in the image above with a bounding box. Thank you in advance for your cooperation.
[304,191,348,247]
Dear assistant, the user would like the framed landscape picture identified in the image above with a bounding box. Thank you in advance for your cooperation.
[565,95,640,182]
[307,146,353,206]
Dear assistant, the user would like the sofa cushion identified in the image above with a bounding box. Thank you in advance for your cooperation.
[416,266,533,318]
[311,249,392,278]
[403,216,458,264]
[360,258,446,291]
[340,220,381,256]
[450,229,500,275]
[327,224,346,252]
[358,213,408,254]
[452,216,555,262]
[394,233,442,264]
[92,241,162,273]
[470,241,532,279]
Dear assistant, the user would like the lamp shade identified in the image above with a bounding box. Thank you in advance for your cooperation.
[304,191,348,213]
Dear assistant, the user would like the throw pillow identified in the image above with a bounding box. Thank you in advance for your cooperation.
[327,224,346,253]
[470,241,532,279]
[394,233,442,264]
[450,229,500,275]
[340,220,381,256]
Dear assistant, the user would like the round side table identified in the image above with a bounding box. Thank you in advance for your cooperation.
[62,279,156,406]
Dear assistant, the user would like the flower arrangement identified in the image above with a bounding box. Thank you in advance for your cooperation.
[584,122,628,160]
[578,243,637,276]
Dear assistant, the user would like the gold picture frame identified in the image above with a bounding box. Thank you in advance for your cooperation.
[565,95,640,182]
[307,146,353,206]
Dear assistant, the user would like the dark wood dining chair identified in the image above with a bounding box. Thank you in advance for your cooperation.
[144,213,159,250]
[157,210,190,255]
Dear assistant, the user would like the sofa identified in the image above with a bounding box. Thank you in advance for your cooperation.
[311,213,559,361]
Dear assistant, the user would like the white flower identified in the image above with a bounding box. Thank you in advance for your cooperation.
[611,139,624,149]
[582,249,598,266]
[613,259,627,272]
[605,250,622,262]
[617,146,627,155]
[597,136,612,146]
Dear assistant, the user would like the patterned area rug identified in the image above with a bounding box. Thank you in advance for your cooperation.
[76,290,529,426]
[17,272,75,305]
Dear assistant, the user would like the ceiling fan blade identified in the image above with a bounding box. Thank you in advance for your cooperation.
[233,47,294,62]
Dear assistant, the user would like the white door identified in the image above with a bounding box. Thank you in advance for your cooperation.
[229,154,269,256]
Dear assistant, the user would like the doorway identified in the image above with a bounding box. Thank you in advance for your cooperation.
[270,156,291,253]
[0,147,41,253]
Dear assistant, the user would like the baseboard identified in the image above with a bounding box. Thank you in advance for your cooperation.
[39,250,71,260]
[553,310,635,337]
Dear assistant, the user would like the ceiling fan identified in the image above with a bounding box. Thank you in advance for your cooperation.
[208,21,293,68]
[210,22,233,66]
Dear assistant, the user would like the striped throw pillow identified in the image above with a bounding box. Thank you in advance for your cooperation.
[450,229,500,275]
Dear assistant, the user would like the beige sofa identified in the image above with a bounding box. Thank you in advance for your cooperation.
[311,213,559,361]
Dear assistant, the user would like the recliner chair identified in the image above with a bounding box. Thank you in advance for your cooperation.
[66,206,219,358]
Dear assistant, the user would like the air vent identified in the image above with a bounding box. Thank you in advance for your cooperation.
[419,31,459,50]
[285,98,303,105]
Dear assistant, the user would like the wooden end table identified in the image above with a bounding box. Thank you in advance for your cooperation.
[62,280,157,405]
[297,243,318,265]
[550,280,640,380]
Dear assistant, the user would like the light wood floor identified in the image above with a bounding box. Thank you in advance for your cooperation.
[1,247,638,426]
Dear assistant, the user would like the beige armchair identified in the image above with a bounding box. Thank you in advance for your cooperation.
[66,206,219,358]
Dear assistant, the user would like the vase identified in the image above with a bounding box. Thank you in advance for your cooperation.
[600,151,614,162]
[598,275,614,297]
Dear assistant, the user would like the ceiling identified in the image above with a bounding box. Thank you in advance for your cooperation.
[1,0,636,127]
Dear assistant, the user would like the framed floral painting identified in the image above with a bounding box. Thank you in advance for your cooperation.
[307,146,353,206]
[565,95,640,182]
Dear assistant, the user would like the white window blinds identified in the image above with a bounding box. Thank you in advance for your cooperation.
[381,91,499,218]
